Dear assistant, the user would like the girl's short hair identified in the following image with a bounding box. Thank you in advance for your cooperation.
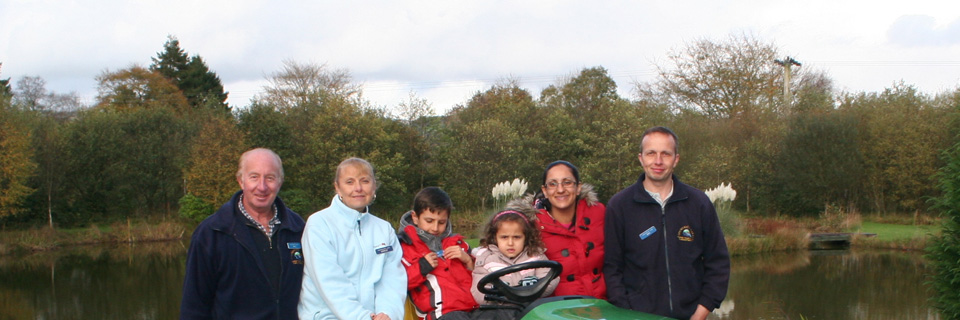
[479,209,544,256]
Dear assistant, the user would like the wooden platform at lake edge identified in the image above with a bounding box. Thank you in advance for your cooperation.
[808,233,877,250]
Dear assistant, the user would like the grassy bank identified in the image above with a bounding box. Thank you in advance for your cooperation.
[456,210,939,255]
[723,214,941,255]
[852,221,940,250]
[0,219,187,256]
[1,212,940,257]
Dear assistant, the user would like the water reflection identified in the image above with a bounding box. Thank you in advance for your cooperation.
[0,243,940,319]
[0,241,187,320]
[713,249,938,320]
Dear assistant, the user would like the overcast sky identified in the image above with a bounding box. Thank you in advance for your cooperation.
[2,0,959,114]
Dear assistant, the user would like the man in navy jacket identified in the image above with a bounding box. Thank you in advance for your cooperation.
[604,127,730,320]
[180,148,305,319]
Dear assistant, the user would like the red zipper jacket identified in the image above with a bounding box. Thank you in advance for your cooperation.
[532,184,607,299]
[397,211,477,320]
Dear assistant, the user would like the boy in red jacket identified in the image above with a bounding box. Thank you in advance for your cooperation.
[398,187,478,320]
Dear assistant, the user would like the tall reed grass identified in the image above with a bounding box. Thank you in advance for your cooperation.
[726,228,809,255]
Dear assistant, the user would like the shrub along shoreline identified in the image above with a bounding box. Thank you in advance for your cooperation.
[0,219,187,256]
[0,216,937,257]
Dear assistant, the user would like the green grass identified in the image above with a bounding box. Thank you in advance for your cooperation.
[465,238,480,249]
[857,221,940,241]
[852,221,940,250]
[465,220,939,254]
[0,219,187,255]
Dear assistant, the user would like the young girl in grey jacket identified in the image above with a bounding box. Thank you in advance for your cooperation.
[471,205,558,306]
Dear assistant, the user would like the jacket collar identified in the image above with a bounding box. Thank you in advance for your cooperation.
[631,174,689,205]
[211,190,304,234]
[397,210,454,245]
[207,191,303,294]
[483,244,535,265]
[327,194,372,229]
[576,183,600,206]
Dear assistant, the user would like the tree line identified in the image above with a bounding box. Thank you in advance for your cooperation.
[0,34,957,229]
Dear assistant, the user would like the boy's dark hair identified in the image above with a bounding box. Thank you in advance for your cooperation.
[412,187,454,216]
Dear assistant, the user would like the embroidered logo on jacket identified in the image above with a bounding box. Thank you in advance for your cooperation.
[677,226,695,242]
[287,242,304,264]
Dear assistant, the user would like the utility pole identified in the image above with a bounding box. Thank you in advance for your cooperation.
[774,56,802,104]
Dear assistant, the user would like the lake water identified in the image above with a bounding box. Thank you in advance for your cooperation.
[0,241,186,320]
[714,249,939,320]
[0,242,940,319]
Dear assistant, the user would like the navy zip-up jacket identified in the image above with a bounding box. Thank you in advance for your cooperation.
[604,174,729,319]
[180,191,305,320]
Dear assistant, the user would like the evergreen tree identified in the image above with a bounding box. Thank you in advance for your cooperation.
[927,90,960,319]
[0,63,11,102]
[150,36,229,113]
[928,141,960,319]
[151,36,189,82]
[181,55,228,111]
[0,78,10,99]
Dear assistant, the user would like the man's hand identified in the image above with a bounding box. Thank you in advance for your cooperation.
[372,312,391,320]
[689,304,710,320]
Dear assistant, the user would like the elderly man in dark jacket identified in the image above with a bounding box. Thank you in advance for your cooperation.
[180,148,305,320]
[604,127,730,320]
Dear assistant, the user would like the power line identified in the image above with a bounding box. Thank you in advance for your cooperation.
[68,62,958,107]
[809,61,960,67]
[358,69,658,93]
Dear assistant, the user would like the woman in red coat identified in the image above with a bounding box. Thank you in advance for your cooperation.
[532,160,607,299]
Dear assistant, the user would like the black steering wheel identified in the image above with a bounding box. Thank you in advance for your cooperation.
[476,260,563,304]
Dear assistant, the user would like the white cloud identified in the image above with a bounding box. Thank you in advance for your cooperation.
[2,0,959,114]
[223,78,267,108]
[888,15,960,47]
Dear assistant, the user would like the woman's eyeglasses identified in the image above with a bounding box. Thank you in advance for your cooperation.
[544,179,577,190]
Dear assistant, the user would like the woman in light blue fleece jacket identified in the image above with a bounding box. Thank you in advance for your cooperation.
[299,158,407,320]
